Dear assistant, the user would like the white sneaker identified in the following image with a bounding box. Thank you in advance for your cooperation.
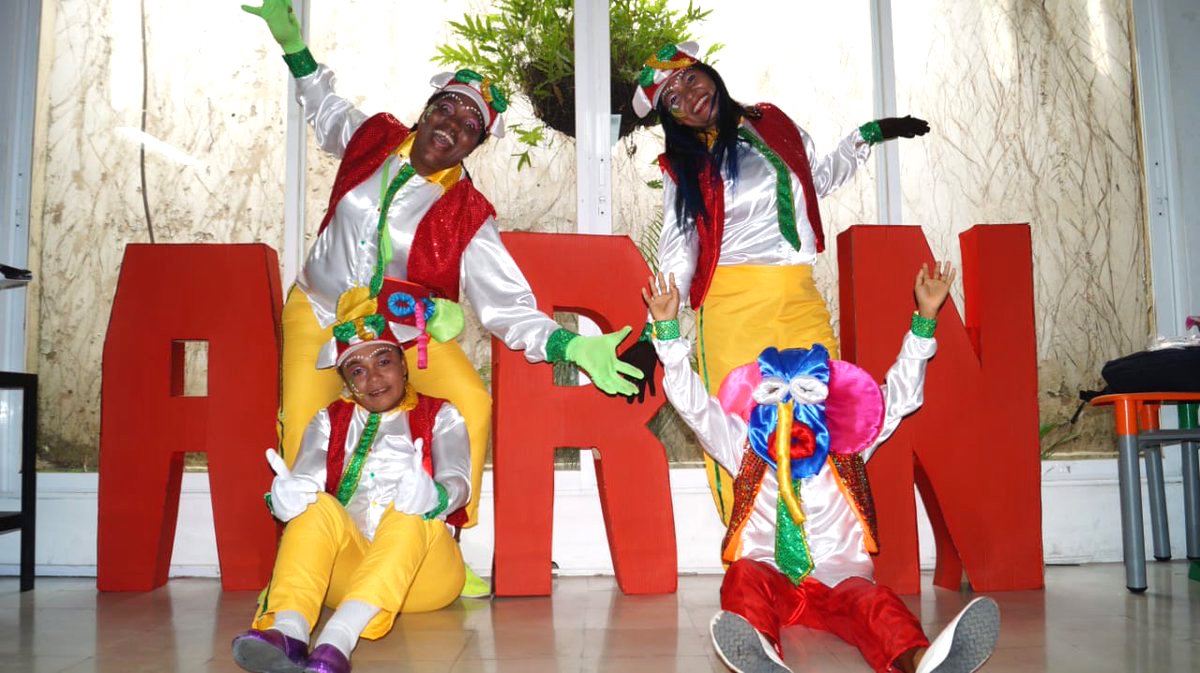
[915,597,1000,673]
[709,610,792,673]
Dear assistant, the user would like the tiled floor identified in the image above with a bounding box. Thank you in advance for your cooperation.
[0,563,1197,672]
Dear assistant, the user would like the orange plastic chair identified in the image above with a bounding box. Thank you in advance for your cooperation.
[1090,393,1200,592]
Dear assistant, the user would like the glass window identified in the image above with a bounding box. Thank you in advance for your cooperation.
[892,0,1146,457]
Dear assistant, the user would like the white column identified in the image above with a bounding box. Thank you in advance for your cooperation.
[574,0,612,236]
[571,0,614,487]
[0,0,41,496]
[1134,0,1198,338]
[282,0,311,290]
[869,0,902,224]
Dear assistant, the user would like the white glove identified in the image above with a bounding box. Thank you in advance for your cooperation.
[266,448,319,522]
[395,438,439,516]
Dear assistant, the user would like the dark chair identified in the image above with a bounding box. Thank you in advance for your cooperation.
[0,371,36,591]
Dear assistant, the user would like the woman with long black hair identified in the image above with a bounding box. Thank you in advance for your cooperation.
[628,42,929,523]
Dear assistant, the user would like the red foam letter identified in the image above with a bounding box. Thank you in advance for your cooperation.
[99,244,282,591]
[492,233,675,596]
[838,225,1043,593]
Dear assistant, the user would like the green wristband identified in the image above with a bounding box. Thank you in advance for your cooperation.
[860,121,883,146]
[653,319,681,341]
[545,327,578,364]
[424,482,450,520]
[910,312,937,338]
[281,47,318,78]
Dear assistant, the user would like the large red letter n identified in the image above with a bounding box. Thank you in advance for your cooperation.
[839,225,1043,593]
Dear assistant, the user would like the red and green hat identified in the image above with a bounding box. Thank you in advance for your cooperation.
[317,287,423,370]
[429,69,509,138]
[632,42,701,118]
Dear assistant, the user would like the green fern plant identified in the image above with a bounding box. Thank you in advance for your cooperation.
[435,0,719,160]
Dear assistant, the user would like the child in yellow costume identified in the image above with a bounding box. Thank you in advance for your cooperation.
[232,289,471,673]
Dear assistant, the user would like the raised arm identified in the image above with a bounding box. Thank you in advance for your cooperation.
[243,0,368,157]
[863,261,955,461]
[644,272,747,474]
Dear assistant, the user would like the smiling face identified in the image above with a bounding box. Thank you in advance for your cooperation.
[409,92,486,176]
[339,344,409,413]
[658,67,719,130]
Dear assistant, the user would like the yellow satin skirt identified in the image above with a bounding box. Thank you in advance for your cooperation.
[697,264,839,523]
[252,494,464,639]
[280,287,491,527]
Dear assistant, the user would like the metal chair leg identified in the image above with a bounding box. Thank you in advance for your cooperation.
[1143,445,1171,561]
[1118,433,1147,592]
[1180,404,1200,560]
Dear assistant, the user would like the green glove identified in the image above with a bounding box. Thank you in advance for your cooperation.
[562,326,643,397]
[427,298,465,343]
[242,0,306,54]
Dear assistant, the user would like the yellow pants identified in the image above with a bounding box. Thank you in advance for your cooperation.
[697,264,839,523]
[253,494,464,639]
[280,287,492,527]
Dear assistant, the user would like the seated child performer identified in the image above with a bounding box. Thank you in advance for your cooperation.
[642,263,1000,673]
[232,287,472,673]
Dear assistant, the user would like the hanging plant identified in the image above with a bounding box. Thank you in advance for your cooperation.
[435,0,719,143]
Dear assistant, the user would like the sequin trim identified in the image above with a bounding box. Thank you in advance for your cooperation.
[282,48,317,79]
[775,477,813,584]
[859,121,883,146]
[739,128,800,252]
[335,412,380,506]
[370,164,417,297]
[653,319,681,341]
[545,328,577,364]
[721,448,768,563]
[911,312,937,338]
[423,482,449,520]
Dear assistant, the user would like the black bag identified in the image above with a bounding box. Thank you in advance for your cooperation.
[1098,346,1200,394]
[1074,345,1200,421]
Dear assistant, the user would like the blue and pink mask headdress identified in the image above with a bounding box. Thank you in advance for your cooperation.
[717,344,886,522]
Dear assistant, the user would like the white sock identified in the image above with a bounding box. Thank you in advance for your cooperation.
[268,610,310,644]
[313,600,381,657]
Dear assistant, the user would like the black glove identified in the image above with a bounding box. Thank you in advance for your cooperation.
[877,115,930,140]
[617,339,659,404]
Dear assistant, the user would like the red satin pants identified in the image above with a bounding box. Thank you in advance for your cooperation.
[720,559,929,673]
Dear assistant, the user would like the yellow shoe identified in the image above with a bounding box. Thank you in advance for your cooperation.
[460,563,491,599]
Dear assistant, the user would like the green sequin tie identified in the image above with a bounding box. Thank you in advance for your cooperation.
[775,478,813,584]
[370,162,417,297]
[335,412,381,506]
[738,128,800,252]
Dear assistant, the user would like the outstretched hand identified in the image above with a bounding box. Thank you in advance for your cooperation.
[565,326,644,397]
[641,271,680,322]
[241,0,305,54]
[878,115,930,140]
[914,261,956,319]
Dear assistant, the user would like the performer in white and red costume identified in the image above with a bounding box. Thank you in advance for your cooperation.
[622,42,930,524]
[244,0,643,597]
[641,263,1000,673]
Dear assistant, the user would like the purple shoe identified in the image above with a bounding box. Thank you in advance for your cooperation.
[231,629,308,673]
[304,644,351,673]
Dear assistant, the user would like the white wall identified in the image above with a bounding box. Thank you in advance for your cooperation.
[1,459,1195,580]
